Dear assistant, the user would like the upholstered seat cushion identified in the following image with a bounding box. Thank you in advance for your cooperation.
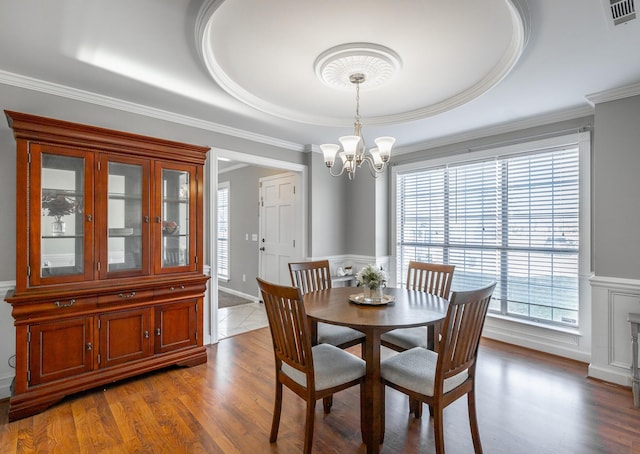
[318,322,365,346]
[282,343,366,391]
[381,347,468,397]
[381,327,428,350]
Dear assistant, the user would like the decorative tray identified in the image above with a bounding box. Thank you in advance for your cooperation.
[349,293,395,306]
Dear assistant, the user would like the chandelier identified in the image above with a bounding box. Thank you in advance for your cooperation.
[320,73,395,180]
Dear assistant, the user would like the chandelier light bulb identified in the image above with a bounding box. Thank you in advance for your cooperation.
[339,135,360,161]
[374,137,395,162]
[320,143,340,167]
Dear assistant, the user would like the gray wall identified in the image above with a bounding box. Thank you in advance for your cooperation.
[218,164,282,296]
[593,94,640,279]
[0,130,16,279]
[308,149,348,257]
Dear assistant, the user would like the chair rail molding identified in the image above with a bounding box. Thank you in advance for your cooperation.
[589,274,640,386]
[0,280,17,399]
[317,255,391,282]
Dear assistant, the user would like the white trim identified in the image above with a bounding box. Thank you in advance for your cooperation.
[392,106,594,155]
[0,280,16,400]
[586,82,640,106]
[0,68,598,159]
[216,181,230,282]
[218,286,260,303]
[483,316,589,363]
[0,69,303,152]
[196,0,528,127]
[589,274,640,387]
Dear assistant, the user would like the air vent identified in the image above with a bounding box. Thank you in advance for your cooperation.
[604,0,636,26]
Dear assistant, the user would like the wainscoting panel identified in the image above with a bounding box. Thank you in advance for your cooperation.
[0,280,16,399]
[590,275,640,386]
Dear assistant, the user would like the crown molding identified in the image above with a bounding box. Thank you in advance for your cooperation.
[195,0,529,127]
[0,69,304,152]
[0,69,600,159]
[306,105,593,156]
[394,105,594,155]
[585,82,640,106]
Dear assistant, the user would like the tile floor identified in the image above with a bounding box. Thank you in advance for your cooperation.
[217,301,268,340]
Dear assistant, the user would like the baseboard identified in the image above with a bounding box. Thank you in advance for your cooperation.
[0,375,13,400]
[483,315,590,363]
[0,280,15,400]
[218,286,260,303]
[587,364,631,387]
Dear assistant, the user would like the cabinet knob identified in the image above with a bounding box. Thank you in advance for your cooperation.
[86,342,92,351]
[144,216,150,223]
[87,214,92,222]
[156,328,161,336]
[144,330,150,339]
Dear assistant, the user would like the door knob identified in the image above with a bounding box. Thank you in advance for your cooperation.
[259,247,265,251]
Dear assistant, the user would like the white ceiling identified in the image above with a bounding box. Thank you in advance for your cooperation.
[1,0,639,154]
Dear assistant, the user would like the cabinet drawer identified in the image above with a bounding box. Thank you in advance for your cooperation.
[98,289,154,306]
[13,296,98,318]
[153,283,204,299]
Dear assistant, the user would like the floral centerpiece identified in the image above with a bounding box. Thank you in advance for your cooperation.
[42,192,77,235]
[356,264,387,301]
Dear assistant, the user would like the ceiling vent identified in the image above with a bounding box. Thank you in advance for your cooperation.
[603,0,636,26]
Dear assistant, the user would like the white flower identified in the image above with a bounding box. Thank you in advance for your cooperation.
[356,264,387,290]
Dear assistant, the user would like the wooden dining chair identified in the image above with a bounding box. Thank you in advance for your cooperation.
[380,282,497,454]
[257,277,366,454]
[381,261,455,352]
[288,260,365,350]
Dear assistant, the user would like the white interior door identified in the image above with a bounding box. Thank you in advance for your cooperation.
[259,172,301,285]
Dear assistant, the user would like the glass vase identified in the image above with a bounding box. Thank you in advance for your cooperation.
[51,219,66,236]
[363,286,384,302]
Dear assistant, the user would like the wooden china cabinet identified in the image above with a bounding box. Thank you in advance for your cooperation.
[4,111,210,421]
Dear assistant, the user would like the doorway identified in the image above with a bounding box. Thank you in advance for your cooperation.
[208,149,307,343]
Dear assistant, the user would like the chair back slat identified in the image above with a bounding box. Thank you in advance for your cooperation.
[436,282,496,383]
[289,260,332,294]
[406,261,455,298]
[257,277,313,375]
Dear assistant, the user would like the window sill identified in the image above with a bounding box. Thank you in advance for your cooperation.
[486,313,582,337]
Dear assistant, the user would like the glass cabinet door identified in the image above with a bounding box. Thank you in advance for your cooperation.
[156,163,197,272]
[32,144,94,285]
[100,155,150,278]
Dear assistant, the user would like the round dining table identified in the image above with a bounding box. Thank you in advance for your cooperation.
[303,286,448,454]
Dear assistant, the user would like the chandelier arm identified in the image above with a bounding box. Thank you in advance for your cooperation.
[361,155,387,174]
[328,162,347,177]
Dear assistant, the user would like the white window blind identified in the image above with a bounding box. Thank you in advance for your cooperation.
[217,182,230,281]
[396,147,580,327]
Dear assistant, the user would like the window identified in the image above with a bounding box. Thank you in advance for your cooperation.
[217,182,230,281]
[394,134,588,329]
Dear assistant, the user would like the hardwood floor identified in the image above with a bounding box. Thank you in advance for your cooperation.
[1,328,639,453]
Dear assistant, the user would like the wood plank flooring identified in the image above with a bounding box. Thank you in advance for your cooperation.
[1,328,639,453]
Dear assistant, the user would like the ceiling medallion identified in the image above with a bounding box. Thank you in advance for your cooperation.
[314,43,402,91]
